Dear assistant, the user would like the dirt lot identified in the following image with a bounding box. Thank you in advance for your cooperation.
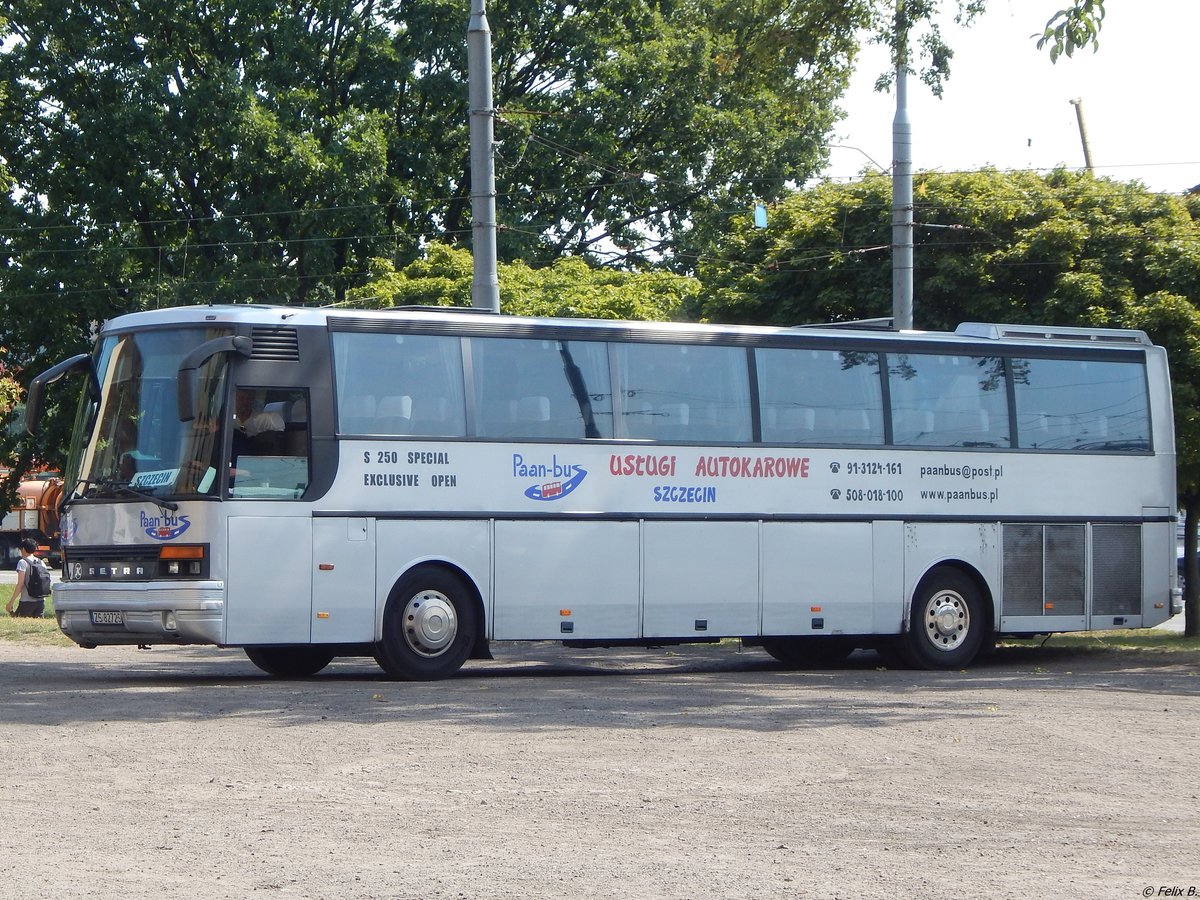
[0,635,1197,900]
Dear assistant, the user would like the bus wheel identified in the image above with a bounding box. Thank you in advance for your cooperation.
[902,568,987,669]
[376,567,478,681]
[244,646,335,677]
[759,637,853,668]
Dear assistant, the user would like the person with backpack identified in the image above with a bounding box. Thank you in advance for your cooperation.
[6,538,52,618]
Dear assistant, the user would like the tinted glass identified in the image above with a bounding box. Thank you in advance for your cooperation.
[757,348,884,444]
[469,337,613,439]
[616,343,751,442]
[332,332,466,436]
[888,354,1010,447]
[1012,357,1150,450]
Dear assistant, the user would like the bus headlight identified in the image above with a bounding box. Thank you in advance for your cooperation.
[158,545,208,579]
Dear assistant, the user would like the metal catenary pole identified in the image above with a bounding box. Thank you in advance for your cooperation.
[468,0,500,312]
[891,1,914,331]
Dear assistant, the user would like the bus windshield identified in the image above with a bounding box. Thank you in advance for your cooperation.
[73,326,233,501]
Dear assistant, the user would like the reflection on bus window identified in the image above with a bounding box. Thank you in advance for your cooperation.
[470,337,612,439]
[332,332,466,436]
[888,354,1010,448]
[1012,358,1150,451]
[757,348,884,444]
[229,388,310,499]
[616,342,751,442]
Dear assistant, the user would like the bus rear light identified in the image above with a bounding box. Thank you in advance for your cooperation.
[810,606,823,613]
[560,609,572,616]
[1044,602,1055,610]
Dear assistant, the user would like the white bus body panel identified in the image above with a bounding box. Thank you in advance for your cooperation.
[642,521,759,638]
[375,518,492,638]
[761,522,875,636]
[493,520,639,639]
[901,521,1001,628]
[311,517,376,643]
[227,516,312,644]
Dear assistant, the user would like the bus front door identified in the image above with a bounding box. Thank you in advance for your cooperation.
[226,515,313,644]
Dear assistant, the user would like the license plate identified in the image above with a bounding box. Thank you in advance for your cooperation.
[89,611,125,626]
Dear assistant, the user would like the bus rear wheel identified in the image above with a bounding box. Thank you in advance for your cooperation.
[376,567,478,681]
[244,646,335,677]
[900,568,987,669]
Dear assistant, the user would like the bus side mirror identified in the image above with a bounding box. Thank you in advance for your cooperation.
[176,335,254,422]
[25,353,96,437]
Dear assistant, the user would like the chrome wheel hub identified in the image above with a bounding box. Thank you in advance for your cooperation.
[403,590,458,658]
[923,589,969,652]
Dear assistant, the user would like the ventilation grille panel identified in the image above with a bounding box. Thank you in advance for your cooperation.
[1002,525,1044,616]
[1045,525,1085,616]
[1092,525,1141,616]
[250,327,300,360]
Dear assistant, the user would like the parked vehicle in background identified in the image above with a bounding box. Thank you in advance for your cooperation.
[0,470,63,569]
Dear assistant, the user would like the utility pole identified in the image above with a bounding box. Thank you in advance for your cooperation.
[467,0,500,312]
[891,1,914,331]
[1069,98,1095,176]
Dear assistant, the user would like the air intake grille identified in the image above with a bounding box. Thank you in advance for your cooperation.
[1002,524,1084,616]
[250,327,300,360]
[1045,525,1085,616]
[1002,525,1044,616]
[1092,525,1141,616]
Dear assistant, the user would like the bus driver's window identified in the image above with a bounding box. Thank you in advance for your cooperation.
[229,388,311,499]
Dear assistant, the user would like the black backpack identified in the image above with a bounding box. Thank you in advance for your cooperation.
[26,558,52,598]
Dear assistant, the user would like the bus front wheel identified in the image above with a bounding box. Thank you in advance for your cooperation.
[376,567,478,681]
[244,646,335,677]
[900,568,987,669]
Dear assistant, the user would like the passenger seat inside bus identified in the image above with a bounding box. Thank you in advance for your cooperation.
[514,395,559,438]
[377,395,413,433]
[764,406,815,442]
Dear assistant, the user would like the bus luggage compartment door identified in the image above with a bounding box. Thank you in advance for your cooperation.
[493,520,639,640]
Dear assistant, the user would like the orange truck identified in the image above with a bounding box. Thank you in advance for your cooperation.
[0,471,63,569]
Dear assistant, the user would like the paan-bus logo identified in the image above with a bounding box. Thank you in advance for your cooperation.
[512,453,587,501]
[140,510,191,541]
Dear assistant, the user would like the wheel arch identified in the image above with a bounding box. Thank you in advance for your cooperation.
[908,558,996,639]
[384,558,489,656]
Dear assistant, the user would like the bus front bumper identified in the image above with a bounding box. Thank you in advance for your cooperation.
[51,580,225,647]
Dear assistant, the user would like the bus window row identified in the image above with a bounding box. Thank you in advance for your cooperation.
[330,332,1151,451]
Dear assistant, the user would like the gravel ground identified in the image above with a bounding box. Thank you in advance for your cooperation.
[1,632,1197,900]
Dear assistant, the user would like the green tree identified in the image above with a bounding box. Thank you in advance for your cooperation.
[346,244,697,320]
[696,169,1198,331]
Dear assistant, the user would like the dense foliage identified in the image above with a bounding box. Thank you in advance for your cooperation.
[345,244,697,319]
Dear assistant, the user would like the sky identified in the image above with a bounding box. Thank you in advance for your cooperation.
[821,0,1200,194]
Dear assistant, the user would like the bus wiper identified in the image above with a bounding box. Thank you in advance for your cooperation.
[58,478,93,514]
[94,478,180,512]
